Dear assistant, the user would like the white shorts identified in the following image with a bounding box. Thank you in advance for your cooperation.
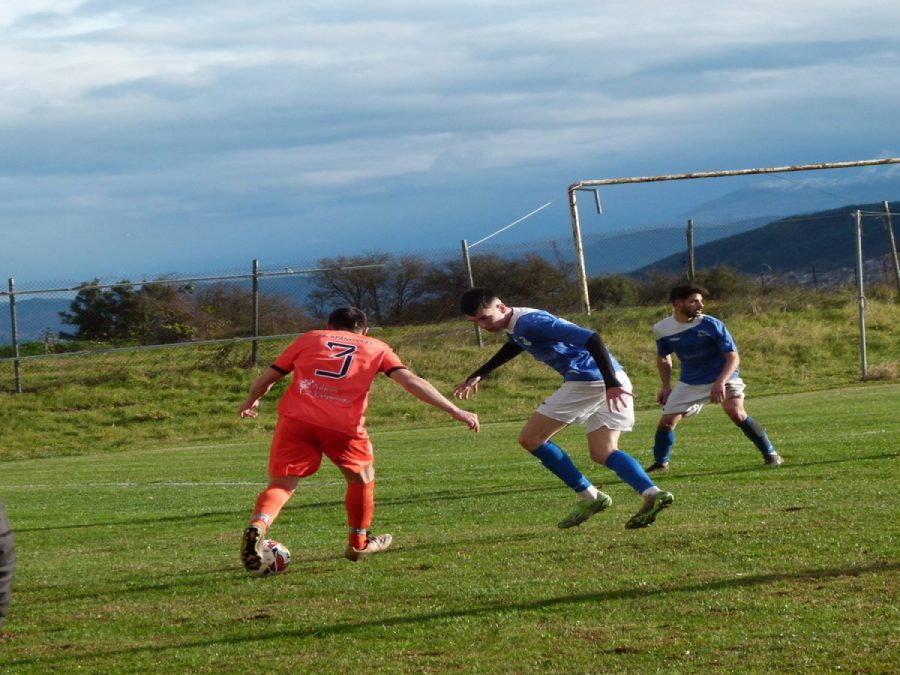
[537,372,634,433]
[661,378,746,417]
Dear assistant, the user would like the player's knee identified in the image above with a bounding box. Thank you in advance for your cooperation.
[658,418,678,432]
[723,401,746,424]
[518,433,543,452]
[343,464,375,484]
[589,446,614,464]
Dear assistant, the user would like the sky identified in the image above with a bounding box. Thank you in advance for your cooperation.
[1,1,899,285]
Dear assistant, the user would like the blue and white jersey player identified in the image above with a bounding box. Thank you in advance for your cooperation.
[646,284,783,472]
[454,287,673,530]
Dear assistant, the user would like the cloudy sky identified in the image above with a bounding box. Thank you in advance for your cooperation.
[1,1,899,284]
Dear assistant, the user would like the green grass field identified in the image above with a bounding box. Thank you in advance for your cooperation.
[1,383,898,672]
[1,297,898,462]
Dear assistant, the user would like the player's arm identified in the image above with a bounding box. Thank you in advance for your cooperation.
[656,354,674,405]
[583,333,623,388]
[453,341,524,399]
[710,351,740,403]
[389,368,480,431]
[583,332,632,412]
[239,366,287,418]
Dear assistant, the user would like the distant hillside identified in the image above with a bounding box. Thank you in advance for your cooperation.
[676,176,900,223]
[580,218,769,275]
[0,297,71,345]
[634,202,899,277]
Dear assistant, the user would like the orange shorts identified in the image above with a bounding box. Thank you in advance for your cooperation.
[268,415,373,477]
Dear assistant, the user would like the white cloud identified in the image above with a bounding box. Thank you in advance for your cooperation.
[1,1,899,280]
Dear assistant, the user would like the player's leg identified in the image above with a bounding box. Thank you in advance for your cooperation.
[723,394,782,465]
[590,427,674,530]
[241,416,320,571]
[249,475,301,534]
[590,427,656,495]
[519,411,607,528]
[325,433,392,561]
[0,504,14,628]
[521,411,598,480]
[648,413,683,472]
[519,412,591,490]
[242,475,301,571]
[647,382,707,471]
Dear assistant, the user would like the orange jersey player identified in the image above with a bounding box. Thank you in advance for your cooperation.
[238,307,479,570]
[270,327,406,438]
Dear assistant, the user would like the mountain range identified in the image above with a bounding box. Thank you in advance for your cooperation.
[633,201,899,277]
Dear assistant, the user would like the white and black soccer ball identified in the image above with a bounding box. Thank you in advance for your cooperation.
[252,539,291,577]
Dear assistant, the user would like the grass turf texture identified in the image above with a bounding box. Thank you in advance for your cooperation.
[1,383,898,672]
[1,297,898,462]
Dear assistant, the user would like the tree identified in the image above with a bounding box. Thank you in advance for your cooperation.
[308,254,392,323]
[60,279,206,344]
[387,255,430,322]
[130,281,203,344]
[588,275,639,309]
[59,280,139,341]
[467,253,579,311]
[195,283,314,338]
[693,266,751,299]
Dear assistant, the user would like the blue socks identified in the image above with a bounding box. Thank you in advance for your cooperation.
[532,442,592,492]
[653,428,675,464]
[605,450,654,494]
[739,416,776,456]
[532,443,657,496]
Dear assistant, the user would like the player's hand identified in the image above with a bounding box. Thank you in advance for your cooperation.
[452,409,480,432]
[239,399,260,418]
[656,387,671,406]
[710,382,726,404]
[605,386,634,413]
[453,376,481,400]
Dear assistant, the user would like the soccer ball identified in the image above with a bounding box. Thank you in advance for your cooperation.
[253,539,291,577]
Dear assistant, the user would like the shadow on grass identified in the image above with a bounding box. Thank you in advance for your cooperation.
[11,482,563,534]
[4,560,897,667]
[14,528,539,606]
[648,451,899,482]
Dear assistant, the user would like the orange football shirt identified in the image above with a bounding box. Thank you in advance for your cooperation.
[271,330,405,437]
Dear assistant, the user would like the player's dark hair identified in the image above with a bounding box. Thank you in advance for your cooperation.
[327,307,368,332]
[460,287,499,316]
[670,284,709,303]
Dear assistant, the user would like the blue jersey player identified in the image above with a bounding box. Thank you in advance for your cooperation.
[454,288,673,530]
[646,284,782,472]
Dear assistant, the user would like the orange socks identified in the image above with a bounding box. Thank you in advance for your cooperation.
[251,482,375,550]
[345,481,374,549]
[250,485,294,531]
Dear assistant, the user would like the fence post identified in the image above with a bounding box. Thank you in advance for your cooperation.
[686,219,695,281]
[854,211,867,381]
[881,201,900,295]
[251,259,260,366]
[7,278,22,394]
[460,240,483,348]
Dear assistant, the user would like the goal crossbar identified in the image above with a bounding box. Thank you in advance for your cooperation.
[567,157,900,313]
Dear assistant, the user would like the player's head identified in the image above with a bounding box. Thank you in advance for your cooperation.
[327,307,368,333]
[670,284,708,303]
[669,284,707,319]
[460,287,511,332]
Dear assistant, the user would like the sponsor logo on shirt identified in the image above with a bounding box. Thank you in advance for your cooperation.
[296,378,352,405]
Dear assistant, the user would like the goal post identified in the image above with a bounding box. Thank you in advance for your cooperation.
[567,157,900,314]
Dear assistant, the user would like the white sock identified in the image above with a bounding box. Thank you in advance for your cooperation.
[577,485,600,501]
[641,486,661,498]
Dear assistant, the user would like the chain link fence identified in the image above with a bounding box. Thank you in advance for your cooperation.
[2,205,899,393]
